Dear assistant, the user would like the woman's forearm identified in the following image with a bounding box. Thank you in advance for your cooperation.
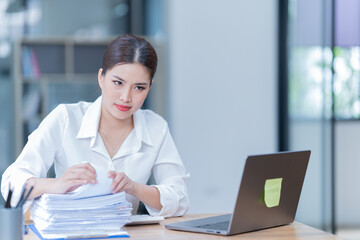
[26,177,57,200]
[131,182,162,211]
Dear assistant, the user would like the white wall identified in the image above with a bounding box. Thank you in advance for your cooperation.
[289,121,325,228]
[336,121,360,227]
[166,0,278,214]
[290,121,360,228]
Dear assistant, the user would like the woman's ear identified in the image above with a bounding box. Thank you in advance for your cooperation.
[98,68,104,89]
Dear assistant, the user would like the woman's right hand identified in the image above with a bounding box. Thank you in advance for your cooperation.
[26,163,98,200]
[53,162,98,194]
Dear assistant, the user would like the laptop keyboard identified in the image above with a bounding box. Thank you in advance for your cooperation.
[195,221,230,230]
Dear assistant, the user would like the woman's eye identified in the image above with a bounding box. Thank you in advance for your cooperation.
[113,81,123,86]
[135,86,146,91]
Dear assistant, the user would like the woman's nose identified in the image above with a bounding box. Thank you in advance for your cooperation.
[120,88,132,103]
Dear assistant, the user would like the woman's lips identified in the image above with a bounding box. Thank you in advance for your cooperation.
[115,104,131,111]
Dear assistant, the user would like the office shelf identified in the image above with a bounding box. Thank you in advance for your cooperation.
[13,37,112,155]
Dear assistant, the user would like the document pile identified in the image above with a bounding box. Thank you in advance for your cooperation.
[30,170,132,239]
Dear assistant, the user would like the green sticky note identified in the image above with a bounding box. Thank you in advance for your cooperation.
[264,178,283,208]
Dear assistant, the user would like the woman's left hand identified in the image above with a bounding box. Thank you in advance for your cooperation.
[108,171,135,194]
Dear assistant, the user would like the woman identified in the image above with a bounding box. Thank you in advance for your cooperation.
[1,34,189,217]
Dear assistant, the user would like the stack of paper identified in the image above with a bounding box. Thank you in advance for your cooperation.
[30,169,132,238]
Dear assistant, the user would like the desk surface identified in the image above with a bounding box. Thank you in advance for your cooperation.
[24,214,341,240]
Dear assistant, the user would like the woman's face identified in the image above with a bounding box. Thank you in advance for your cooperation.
[98,63,151,121]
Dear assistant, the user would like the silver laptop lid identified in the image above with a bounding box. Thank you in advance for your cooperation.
[228,150,310,235]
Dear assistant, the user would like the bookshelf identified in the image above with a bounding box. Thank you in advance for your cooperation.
[13,37,112,156]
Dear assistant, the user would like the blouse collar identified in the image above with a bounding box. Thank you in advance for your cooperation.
[76,96,153,147]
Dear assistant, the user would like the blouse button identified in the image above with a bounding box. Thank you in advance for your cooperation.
[108,162,115,170]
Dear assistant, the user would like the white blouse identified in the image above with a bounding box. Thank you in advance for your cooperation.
[1,96,190,217]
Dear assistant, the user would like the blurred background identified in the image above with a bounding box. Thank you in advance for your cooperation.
[0,0,359,238]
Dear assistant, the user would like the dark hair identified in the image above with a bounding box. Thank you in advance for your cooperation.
[101,34,158,83]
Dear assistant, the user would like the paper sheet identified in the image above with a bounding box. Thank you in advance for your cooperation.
[30,166,132,235]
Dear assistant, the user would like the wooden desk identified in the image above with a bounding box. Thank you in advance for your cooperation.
[24,214,341,240]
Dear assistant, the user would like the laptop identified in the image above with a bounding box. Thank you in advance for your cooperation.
[165,150,311,236]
